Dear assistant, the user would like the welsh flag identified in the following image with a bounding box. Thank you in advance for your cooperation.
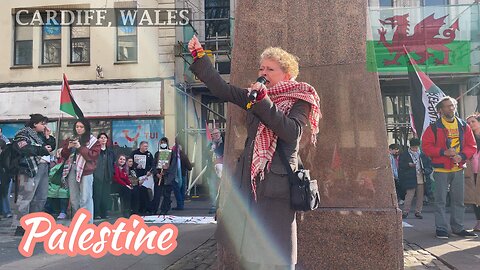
[60,73,84,118]
[367,4,471,73]
[405,47,446,137]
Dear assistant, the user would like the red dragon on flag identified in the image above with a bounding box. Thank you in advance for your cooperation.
[378,13,459,66]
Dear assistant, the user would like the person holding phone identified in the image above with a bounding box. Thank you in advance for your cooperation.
[61,119,101,224]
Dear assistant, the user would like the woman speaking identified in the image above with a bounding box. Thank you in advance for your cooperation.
[188,36,321,269]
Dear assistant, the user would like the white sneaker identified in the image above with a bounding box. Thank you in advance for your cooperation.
[399,200,405,205]
[57,213,67,220]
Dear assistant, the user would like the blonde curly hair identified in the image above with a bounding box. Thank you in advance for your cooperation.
[259,47,299,79]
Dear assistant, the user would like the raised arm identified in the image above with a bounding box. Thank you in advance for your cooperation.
[188,35,249,108]
[190,57,249,109]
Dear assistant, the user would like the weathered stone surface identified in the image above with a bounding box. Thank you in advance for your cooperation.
[220,0,403,269]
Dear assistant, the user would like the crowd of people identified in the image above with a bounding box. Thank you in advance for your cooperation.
[0,115,221,236]
[389,96,480,239]
[4,35,479,269]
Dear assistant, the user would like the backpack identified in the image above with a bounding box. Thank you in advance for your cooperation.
[0,143,22,177]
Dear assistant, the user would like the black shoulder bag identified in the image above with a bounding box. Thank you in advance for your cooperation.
[277,142,320,211]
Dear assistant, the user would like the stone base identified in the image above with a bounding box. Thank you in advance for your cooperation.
[297,208,404,270]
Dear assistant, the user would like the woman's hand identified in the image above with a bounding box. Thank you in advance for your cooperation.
[188,35,203,54]
[247,81,267,101]
[44,126,51,139]
[68,140,80,149]
[71,140,81,149]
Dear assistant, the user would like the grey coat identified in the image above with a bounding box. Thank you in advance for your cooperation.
[190,57,311,265]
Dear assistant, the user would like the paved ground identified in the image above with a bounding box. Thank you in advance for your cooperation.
[402,210,480,270]
[166,203,480,270]
[0,196,217,270]
[1,198,479,269]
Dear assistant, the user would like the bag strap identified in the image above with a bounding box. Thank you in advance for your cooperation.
[297,154,304,170]
[276,140,300,185]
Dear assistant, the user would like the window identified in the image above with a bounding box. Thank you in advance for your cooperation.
[42,19,61,64]
[379,0,393,6]
[422,0,449,6]
[205,0,230,40]
[70,23,90,63]
[14,14,33,65]
[116,10,137,62]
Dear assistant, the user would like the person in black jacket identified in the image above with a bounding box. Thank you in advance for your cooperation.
[12,114,56,236]
[93,133,115,219]
[399,138,432,219]
[166,137,192,211]
[129,141,154,215]
[149,137,171,214]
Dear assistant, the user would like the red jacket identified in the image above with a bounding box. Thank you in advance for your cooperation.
[421,117,476,170]
[113,164,131,187]
[61,138,101,177]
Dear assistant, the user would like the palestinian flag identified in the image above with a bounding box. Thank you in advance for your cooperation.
[405,46,446,138]
[60,73,84,119]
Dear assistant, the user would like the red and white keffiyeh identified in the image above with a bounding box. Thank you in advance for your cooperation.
[250,80,322,200]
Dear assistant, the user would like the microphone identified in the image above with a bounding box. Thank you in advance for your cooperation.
[248,76,267,101]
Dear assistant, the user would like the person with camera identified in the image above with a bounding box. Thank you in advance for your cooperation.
[188,36,321,269]
[12,114,56,236]
[60,119,101,224]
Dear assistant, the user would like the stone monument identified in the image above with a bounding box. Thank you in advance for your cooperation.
[219,0,403,269]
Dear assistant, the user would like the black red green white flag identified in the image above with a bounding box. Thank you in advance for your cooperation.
[405,47,446,137]
[60,73,84,119]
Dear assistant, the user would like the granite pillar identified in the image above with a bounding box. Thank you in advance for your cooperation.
[219,0,403,269]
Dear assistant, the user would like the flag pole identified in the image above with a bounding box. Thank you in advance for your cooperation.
[404,46,417,137]
[55,114,62,148]
[456,80,480,101]
[55,74,65,148]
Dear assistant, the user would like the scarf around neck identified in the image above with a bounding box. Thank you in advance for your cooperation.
[408,149,422,174]
[15,127,44,146]
[250,80,322,200]
[62,135,98,183]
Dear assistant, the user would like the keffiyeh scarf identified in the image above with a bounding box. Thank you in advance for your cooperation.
[250,80,322,200]
[14,127,45,177]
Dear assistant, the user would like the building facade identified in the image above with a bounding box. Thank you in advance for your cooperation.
[0,0,178,155]
[369,0,480,147]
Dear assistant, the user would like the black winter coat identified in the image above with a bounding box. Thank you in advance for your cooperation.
[398,151,432,190]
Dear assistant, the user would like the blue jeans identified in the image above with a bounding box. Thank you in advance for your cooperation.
[68,168,94,223]
[1,178,12,216]
[173,176,185,209]
[433,171,465,233]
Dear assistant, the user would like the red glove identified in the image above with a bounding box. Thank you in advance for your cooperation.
[188,36,205,61]
[255,87,266,101]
